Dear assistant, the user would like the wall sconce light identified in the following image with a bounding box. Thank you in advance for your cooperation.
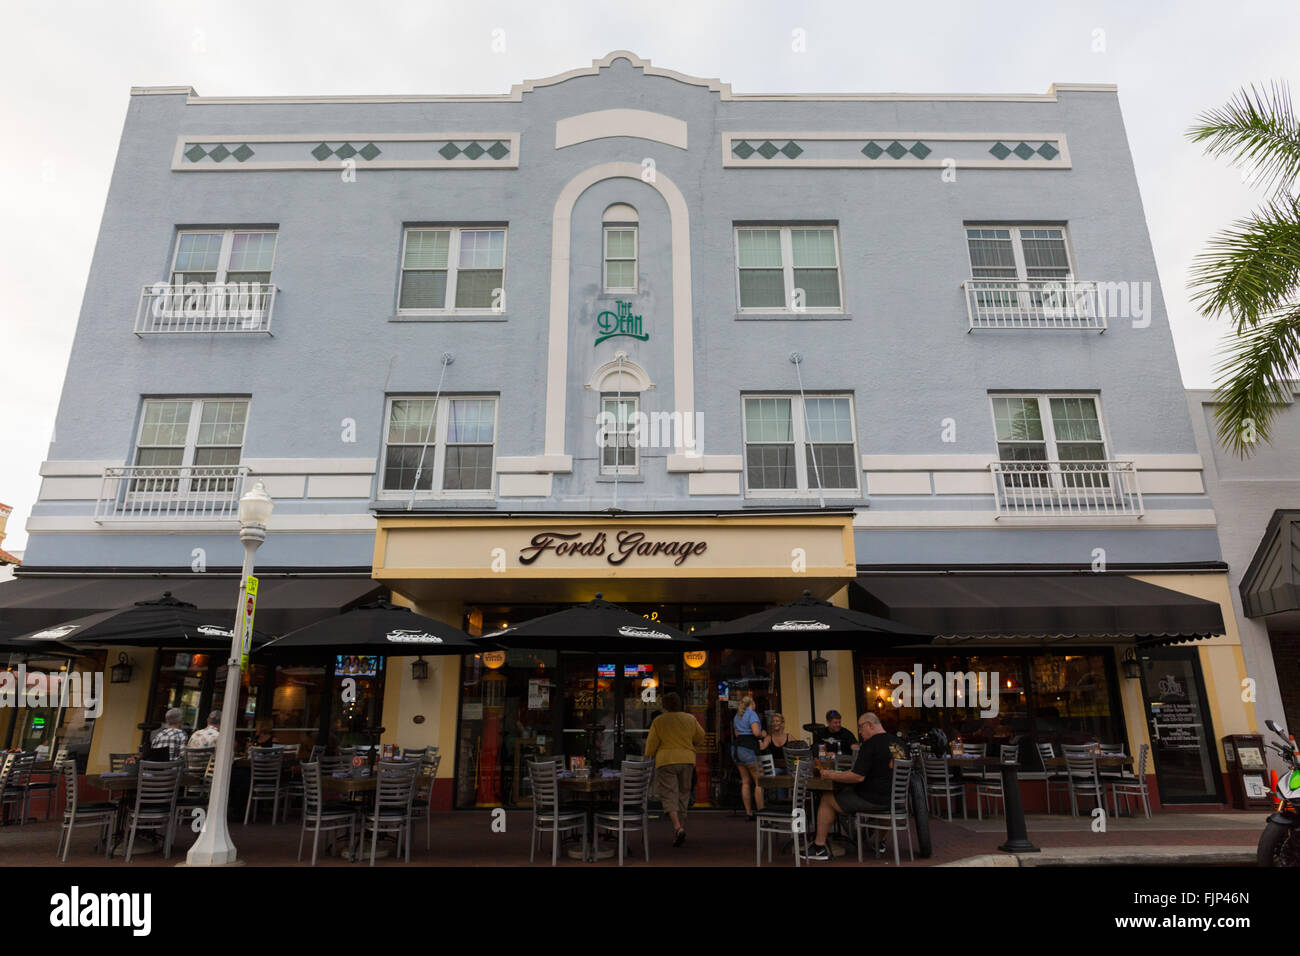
[411,656,429,681]
[811,653,829,680]
[1122,650,1141,680]
[110,652,134,684]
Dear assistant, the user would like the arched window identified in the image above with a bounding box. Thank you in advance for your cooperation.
[602,204,639,294]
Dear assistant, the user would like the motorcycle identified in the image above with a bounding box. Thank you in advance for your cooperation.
[1258,718,1300,866]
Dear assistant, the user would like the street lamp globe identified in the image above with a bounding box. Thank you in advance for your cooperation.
[239,479,274,531]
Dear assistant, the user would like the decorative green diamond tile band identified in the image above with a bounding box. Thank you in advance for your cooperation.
[173,134,519,171]
[183,143,255,163]
[723,133,1068,169]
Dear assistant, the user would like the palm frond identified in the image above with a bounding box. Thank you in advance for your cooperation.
[1188,196,1300,328]
[1212,307,1300,455]
[1188,81,1300,196]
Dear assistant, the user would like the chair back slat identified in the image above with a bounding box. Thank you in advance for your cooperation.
[249,749,284,784]
[999,744,1020,764]
[526,758,561,810]
[374,761,418,808]
[889,758,914,813]
[616,760,651,808]
[756,753,776,777]
[790,756,814,809]
[301,761,325,812]
[133,760,182,810]
[1065,754,1100,784]
[1135,743,1149,777]
[961,743,987,758]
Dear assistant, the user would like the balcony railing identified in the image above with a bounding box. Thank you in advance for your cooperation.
[94,466,250,522]
[990,460,1142,517]
[135,282,277,334]
[963,279,1105,331]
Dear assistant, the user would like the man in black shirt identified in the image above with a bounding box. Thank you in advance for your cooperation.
[813,710,858,756]
[804,712,904,862]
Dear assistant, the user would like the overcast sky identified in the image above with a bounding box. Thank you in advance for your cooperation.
[1,0,1296,551]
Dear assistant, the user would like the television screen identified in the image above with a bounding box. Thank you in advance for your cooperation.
[334,655,381,678]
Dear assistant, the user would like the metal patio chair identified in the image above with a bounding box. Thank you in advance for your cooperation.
[298,761,357,866]
[409,751,444,849]
[923,756,965,821]
[362,760,420,865]
[55,762,117,862]
[243,748,284,824]
[527,757,587,866]
[1065,754,1106,817]
[755,757,813,866]
[595,759,653,865]
[124,759,183,862]
[1108,743,1152,819]
[1037,742,1072,813]
[855,758,915,866]
[0,751,37,826]
[975,744,1020,818]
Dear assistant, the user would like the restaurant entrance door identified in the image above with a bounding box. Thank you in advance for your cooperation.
[1137,647,1224,804]
[559,652,680,769]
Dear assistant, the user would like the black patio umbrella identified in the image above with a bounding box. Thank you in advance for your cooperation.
[696,590,932,651]
[697,590,932,731]
[9,591,272,649]
[259,598,481,655]
[478,593,700,650]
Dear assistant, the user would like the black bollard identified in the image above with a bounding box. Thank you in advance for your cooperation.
[997,761,1040,853]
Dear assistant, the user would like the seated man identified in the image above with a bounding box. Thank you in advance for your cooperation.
[813,710,858,756]
[804,712,904,862]
[187,710,221,749]
[150,708,188,761]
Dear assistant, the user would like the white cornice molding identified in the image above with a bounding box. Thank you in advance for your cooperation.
[133,52,1114,105]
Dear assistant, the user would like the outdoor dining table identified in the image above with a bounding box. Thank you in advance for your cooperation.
[557,772,620,861]
[319,772,387,861]
[86,771,203,857]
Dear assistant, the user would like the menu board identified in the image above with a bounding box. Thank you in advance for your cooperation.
[1238,746,1266,770]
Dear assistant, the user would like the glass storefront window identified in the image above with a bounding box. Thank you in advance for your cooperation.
[329,655,386,749]
[855,649,1125,772]
[148,650,216,736]
[454,603,778,810]
[3,651,103,766]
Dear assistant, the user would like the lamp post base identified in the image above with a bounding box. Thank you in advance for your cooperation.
[177,858,246,867]
[185,840,240,867]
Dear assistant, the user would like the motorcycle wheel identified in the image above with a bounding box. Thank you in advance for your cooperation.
[1257,820,1300,866]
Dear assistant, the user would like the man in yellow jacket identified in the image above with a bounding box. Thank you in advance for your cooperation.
[644,691,705,847]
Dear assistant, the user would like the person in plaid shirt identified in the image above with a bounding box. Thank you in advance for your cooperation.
[187,710,221,750]
[150,708,188,759]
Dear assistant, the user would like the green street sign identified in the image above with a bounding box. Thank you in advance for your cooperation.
[595,300,649,345]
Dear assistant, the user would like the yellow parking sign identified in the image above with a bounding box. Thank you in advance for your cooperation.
[240,576,258,670]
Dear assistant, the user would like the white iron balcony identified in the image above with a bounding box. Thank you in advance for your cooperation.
[94,465,250,522]
[990,460,1142,517]
[963,279,1105,331]
[135,282,277,334]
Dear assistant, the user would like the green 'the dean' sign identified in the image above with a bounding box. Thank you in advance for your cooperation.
[595,300,649,346]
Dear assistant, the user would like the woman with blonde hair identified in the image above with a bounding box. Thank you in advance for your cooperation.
[731,694,764,820]
[759,712,795,769]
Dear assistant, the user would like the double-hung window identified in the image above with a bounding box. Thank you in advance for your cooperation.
[966,225,1074,314]
[133,398,249,495]
[381,396,498,496]
[599,395,639,476]
[991,394,1110,489]
[735,226,843,312]
[170,229,277,285]
[742,395,858,495]
[398,227,506,312]
[603,227,638,293]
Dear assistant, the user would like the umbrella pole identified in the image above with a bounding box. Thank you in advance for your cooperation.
[807,649,817,740]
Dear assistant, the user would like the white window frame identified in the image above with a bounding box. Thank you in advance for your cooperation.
[734,225,845,314]
[598,394,640,476]
[169,229,278,285]
[131,397,250,498]
[741,393,859,498]
[378,395,499,499]
[988,392,1113,494]
[602,225,638,294]
[396,227,508,315]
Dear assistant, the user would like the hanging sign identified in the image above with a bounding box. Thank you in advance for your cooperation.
[594,300,648,345]
[239,576,259,670]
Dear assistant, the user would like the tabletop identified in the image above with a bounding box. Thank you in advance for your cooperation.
[321,774,378,794]
[557,775,621,794]
[87,772,202,792]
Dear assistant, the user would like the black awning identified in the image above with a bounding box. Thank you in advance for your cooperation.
[1240,509,1300,619]
[0,575,384,637]
[851,573,1225,646]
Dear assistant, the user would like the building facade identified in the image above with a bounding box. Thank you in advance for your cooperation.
[1189,384,1299,738]
[4,53,1254,808]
